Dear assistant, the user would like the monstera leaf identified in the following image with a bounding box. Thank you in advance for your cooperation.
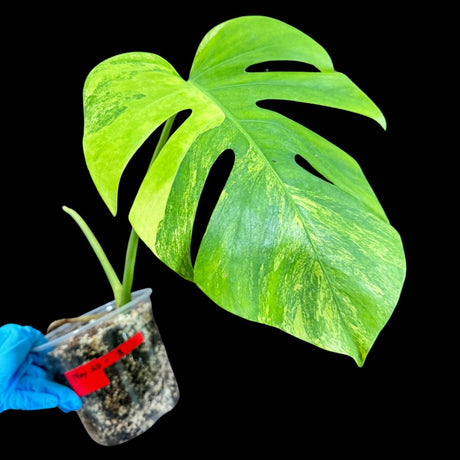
[82,16,405,365]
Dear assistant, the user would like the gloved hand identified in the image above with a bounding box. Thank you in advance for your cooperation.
[0,324,81,413]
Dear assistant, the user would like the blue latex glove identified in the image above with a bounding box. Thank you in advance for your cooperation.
[0,324,81,413]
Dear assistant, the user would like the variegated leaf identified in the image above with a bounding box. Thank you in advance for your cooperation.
[83,16,405,365]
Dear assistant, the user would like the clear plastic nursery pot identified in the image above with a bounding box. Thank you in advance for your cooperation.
[33,288,179,446]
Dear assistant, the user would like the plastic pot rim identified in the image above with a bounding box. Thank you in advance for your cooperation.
[32,288,153,354]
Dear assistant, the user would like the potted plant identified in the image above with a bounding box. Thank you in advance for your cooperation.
[35,15,405,446]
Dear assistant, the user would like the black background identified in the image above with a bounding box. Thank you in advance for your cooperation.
[0,2,446,456]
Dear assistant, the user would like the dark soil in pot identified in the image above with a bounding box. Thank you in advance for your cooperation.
[37,289,179,446]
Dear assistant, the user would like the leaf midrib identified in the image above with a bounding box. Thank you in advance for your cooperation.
[188,79,356,350]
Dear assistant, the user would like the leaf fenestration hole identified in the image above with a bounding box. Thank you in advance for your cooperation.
[191,149,235,267]
[246,60,319,73]
[294,154,333,185]
[119,109,193,216]
[170,109,192,135]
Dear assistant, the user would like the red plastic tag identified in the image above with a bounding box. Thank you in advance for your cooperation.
[64,331,144,397]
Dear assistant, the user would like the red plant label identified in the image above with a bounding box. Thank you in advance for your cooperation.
[64,331,144,397]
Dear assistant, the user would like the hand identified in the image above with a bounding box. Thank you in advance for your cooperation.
[0,324,81,413]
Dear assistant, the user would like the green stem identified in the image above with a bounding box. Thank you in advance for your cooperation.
[63,115,178,308]
[149,114,177,167]
[120,229,139,305]
[118,114,177,305]
[62,206,123,306]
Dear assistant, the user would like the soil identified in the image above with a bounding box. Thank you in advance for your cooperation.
[44,296,179,446]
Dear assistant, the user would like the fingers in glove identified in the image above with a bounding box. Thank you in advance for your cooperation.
[4,390,59,411]
[16,374,82,412]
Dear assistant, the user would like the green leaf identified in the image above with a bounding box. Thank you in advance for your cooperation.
[83,16,406,365]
